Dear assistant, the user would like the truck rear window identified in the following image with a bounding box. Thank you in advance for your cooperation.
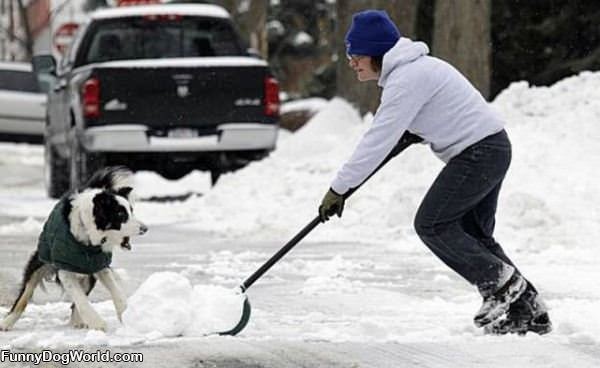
[82,17,243,64]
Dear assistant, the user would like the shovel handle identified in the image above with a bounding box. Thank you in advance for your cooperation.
[241,131,423,291]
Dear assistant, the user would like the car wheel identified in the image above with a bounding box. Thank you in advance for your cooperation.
[44,140,70,199]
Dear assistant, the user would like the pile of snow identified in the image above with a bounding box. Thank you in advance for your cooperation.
[492,71,600,252]
[121,272,246,337]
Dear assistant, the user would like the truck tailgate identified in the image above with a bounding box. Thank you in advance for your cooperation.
[87,58,274,132]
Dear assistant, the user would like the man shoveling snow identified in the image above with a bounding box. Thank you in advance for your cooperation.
[318,10,551,336]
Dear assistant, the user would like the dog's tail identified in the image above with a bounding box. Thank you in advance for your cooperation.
[85,166,134,194]
[8,251,47,313]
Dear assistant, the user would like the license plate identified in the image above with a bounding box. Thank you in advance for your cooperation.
[168,128,198,138]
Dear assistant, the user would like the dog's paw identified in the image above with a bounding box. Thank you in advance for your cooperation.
[0,316,14,331]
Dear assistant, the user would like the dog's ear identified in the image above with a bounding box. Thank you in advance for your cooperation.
[116,186,133,199]
[93,191,114,231]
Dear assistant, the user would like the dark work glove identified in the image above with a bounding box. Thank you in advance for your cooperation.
[318,188,345,222]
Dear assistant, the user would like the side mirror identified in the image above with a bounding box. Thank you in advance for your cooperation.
[32,54,57,76]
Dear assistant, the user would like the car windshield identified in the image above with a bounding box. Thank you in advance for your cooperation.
[0,70,40,93]
[83,16,243,64]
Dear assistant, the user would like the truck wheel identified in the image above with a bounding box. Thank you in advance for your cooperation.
[44,140,69,199]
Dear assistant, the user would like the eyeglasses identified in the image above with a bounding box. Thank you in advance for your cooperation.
[346,54,368,62]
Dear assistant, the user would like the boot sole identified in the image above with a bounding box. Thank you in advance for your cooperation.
[516,322,553,336]
[484,313,553,336]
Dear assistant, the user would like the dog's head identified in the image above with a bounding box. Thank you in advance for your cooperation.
[70,187,147,252]
[92,189,147,250]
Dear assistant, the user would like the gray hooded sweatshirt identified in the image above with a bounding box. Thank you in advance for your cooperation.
[331,38,504,195]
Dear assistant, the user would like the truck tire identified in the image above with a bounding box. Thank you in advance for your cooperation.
[44,140,70,199]
[70,138,105,190]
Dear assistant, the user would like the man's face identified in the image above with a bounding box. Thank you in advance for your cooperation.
[347,55,379,82]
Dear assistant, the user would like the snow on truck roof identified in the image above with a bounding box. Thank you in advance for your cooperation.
[91,4,230,20]
[91,57,268,68]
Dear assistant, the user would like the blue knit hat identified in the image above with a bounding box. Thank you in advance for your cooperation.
[345,10,401,57]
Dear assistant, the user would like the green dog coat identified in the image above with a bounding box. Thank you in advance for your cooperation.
[38,197,112,274]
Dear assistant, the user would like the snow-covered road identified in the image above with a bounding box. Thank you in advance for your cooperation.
[1,72,600,367]
[1,218,599,367]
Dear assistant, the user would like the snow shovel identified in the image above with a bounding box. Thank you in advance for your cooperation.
[217,131,424,336]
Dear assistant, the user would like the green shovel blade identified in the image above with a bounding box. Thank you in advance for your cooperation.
[218,295,252,336]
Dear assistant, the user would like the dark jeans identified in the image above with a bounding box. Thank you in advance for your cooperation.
[414,130,522,297]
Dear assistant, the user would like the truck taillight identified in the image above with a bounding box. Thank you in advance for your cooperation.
[264,76,280,117]
[82,78,100,119]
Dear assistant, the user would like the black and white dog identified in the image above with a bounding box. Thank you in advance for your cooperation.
[0,166,147,331]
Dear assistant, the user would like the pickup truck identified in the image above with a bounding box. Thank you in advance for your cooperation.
[34,4,280,198]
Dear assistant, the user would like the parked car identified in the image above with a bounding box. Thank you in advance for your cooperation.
[33,3,280,198]
[0,61,47,143]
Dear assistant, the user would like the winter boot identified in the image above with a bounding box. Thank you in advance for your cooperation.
[484,283,552,335]
[474,272,526,327]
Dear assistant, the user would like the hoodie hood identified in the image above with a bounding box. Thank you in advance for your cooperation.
[378,38,430,87]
